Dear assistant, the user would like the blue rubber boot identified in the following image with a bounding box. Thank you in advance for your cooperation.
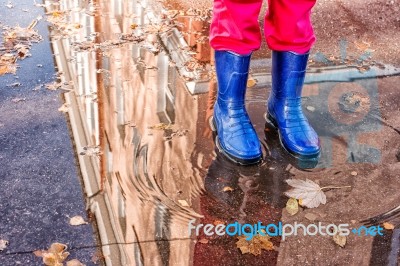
[210,51,262,165]
[266,51,320,166]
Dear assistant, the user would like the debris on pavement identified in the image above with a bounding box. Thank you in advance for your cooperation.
[33,242,70,266]
[236,232,274,256]
[69,215,88,226]
[333,233,347,248]
[0,239,9,252]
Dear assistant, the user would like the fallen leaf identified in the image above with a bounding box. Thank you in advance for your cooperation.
[236,232,274,256]
[333,233,346,248]
[148,123,173,130]
[178,200,189,207]
[306,106,315,112]
[6,82,21,88]
[304,212,318,221]
[198,238,209,244]
[298,199,303,206]
[34,242,70,266]
[5,2,14,9]
[130,23,138,30]
[45,81,62,91]
[246,77,257,88]
[284,179,326,208]
[66,259,86,266]
[285,198,299,216]
[0,239,9,251]
[69,216,88,226]
[222,186,234,192]
[350,171,357,176]
[58,103,70,113]
[11,97,26,103]
[383,222,395,230]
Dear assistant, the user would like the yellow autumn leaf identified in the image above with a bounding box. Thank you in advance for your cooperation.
[34,242,70,266]
[383,222,395,230]
[236,232,274,256]
[222,186,234,192]
[286,198,299,216]
[333,233,346,248]
[246,77,257,88]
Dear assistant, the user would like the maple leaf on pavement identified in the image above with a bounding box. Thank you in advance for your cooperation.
[284,179,326,209]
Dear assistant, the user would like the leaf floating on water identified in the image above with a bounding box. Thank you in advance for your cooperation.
[178,200,189,207]
[383,222,395,230]
[0,239,9,251]
[33,242,70,266]
[246,76,257,88]
[236,232,274,256]
[69,216,88,226]
[285,198,299,216]
[333,233,346,248]
[284,179,326,208]
[148,123,173,130]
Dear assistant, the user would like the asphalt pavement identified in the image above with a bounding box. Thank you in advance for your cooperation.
[0,1,99,265]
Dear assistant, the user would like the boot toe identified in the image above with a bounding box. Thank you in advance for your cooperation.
[282,129,320,156]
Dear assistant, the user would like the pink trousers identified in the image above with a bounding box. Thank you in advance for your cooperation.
[210,0,317,55]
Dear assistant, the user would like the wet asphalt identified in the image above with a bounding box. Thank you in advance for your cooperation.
[0,1,98,265]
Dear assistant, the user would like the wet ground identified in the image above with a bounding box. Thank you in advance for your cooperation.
[1,0,400,265]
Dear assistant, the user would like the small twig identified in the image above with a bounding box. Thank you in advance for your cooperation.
[321,185,352,190]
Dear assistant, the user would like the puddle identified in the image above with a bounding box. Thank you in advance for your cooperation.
[44,0,400,265]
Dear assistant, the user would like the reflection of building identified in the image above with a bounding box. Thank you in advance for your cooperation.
[48,0,214,265]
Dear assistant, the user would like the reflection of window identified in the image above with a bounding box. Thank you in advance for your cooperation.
[157,53,175,124]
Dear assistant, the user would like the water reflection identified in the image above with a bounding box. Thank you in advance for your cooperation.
[45,0,400,265]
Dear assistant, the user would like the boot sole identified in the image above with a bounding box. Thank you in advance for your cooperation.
[264,112,320,169]
[209,116,262,166]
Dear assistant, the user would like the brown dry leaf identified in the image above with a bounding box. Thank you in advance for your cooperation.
[246,77,257,88]
[69,216,88,226]
[66,259,86,266]
[285,198,299,216]
[130,23,138,30]
[383,222,395,230]
[333,233,346,248]
[236,232,274,256]
[222,186,234,192]
[198,238,209,244]
[0,239,9,251]
[34,242,70,266]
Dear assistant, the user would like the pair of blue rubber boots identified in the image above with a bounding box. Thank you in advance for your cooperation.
[210,50,320,168]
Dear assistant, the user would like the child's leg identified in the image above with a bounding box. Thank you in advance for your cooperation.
[264,0,317,53]
[210,0,263,55]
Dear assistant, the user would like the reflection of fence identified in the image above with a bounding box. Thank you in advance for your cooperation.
[49,0,208,265]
